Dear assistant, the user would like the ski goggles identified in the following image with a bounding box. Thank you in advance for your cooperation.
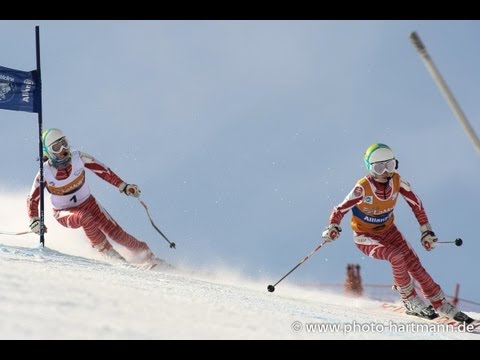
[49,137,70,154]
[370,158,396,175]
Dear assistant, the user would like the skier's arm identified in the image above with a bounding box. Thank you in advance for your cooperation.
[399,176,438,250]
[322,185,363,241]
[27,172,41,218]
[80,151,141,197]
[329,185,364,225]
[80,151,126,188]
[398,177,429,226]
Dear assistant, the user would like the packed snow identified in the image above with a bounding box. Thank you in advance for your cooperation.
[0,192,478,340]
[1,241,479,340]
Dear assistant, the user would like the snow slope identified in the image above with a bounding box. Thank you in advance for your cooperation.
[0,191,477,339]
[0,241,478,340]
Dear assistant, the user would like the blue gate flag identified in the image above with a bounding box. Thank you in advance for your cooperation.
[0,65,40,113]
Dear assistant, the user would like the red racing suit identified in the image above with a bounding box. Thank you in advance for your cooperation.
[27,150,151,258]
[327,173,445,307]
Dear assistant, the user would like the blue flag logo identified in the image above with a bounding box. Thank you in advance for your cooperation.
[0,65,40,113]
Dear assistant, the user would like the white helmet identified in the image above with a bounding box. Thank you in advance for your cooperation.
[364,143,397,177]
[42,128,71,168]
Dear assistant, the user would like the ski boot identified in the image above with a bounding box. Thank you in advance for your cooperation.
[436,302,474,324]
[403,295,438,320]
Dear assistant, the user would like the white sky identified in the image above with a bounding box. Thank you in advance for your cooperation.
[0,20,479,305]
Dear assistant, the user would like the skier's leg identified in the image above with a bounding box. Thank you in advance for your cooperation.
[54,208,82,229]
[382,226,443,303]
[401,252,469,322]
[54,204,125,260]
[84,196,152,261]
[355,234,415,298]
[356,238,435,316]
[54,203,110,248]
[403,248,442,303]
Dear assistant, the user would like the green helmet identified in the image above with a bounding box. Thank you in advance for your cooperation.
[42,128,71,168]
[364,143,396,176]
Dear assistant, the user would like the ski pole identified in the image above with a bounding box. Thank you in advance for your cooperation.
[267,241,327,293]
[138,199,176,249]
[0,230,34,236]
[436,238,463,247]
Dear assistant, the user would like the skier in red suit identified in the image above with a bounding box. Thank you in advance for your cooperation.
[27,128,163,269]
[322,143,472,323]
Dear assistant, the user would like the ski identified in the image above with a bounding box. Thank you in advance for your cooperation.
[382,303,480,334]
